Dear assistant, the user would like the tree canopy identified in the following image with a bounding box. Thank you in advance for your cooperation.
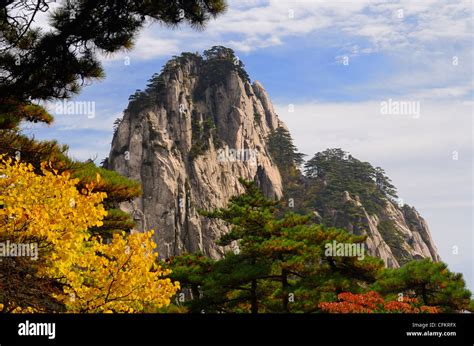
[168,179,386,313]
[267,126,305,171]
[166,179,473,314]
[304,148,398,215]
[372,259,472,312]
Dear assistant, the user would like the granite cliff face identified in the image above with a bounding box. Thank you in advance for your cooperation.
[331,191,440,268]
[106,49,440,267]
[106,50,283,259]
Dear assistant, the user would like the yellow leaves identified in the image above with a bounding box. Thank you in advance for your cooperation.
[0,156,179,313]
[56,230,179,313]
[10,306,37,313]
[1,157,105,250]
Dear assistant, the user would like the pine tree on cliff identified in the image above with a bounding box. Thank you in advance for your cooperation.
[197,179,278,313]
[267,126,305,171]
[304,148,398,217]
[266,126,306,214]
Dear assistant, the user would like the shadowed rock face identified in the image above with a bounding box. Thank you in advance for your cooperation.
[107,53,284,259]
[107,51,440,267]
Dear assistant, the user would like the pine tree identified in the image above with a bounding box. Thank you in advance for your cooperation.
[196,179,277,313]
[266,126,306,215]
[304,148,397,216]
[170,179,385,313]
[373,259,473,312]
[267,126,305,170]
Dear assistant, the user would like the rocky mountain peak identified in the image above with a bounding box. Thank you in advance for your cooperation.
[107,47,283,258]
[106,47,440,268]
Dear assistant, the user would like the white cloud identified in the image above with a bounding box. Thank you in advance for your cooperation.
[275,99,473,289]
[228,35,283,52]
[411,84,473,99]
[102,30,182,62]
[275,100,472,165]
[27,0,473,102]
[29,0,472,60]
[204,0,472,53]
[101,0,470,102]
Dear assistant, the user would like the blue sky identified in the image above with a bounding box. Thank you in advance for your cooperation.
[24,0,473,291]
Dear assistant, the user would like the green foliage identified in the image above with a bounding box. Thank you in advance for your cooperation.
[304,148,397,215]
[266,126,307,214]
[171,179,385,313]
[195,46,250,100]
[469,300,474,312]
[0,130,72,174]
[253,112,261,124]
[373,259,472,312]
[112,117,122,137]
[72,162,142,205]
[189,114,219,160]
[0,100,54,130]
[203,46,250,82]
[377,220,413,266]
[126,90,151,113]
[402,204,427,231]
[267,126,305,170]
[127,52,203,112]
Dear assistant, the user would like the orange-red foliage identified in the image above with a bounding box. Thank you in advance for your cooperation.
[319,291,438,313]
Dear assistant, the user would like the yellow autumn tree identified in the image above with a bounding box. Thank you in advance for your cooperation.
[59,231,179,313]
[0,155,179,313]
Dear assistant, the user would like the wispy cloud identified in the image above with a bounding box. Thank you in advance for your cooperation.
[119,0,472,55]
[31,0,472,59]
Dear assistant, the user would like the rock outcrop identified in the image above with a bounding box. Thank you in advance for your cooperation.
[106,50,283,259]
[106,48,440,267]
[328,191,440,267]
